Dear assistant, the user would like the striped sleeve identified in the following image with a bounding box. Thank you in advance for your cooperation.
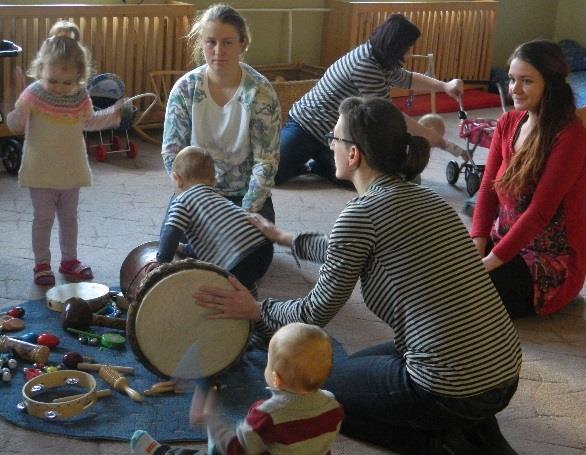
[261,204,374,331]
[261,177,522,397]
[290,43,409,143]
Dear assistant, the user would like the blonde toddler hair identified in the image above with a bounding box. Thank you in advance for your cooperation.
[172,146,215,183]
[28,20,92,85]
[270,323,333,392]
[418,113,446,137]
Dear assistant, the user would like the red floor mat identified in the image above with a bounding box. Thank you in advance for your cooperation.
[394,89,503,116]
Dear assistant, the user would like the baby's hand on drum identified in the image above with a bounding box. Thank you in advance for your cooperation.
[194,276,261,321]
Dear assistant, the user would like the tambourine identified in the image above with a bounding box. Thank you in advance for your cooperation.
[20,370,103,420]
[46,282,111,313]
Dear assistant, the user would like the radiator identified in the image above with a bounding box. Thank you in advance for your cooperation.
[0,2,194,115]
[321,0,499,82]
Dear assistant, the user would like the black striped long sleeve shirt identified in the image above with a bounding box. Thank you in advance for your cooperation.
[164,184,269,270]
[261,176,522,397]
[290,42,412,144]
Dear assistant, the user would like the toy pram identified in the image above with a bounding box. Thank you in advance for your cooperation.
[445,80,508,196]
[86,73,157,162]
[0,40,23,174]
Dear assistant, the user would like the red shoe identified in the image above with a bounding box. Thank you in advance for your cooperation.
[59,259,94,282]
[33,263,55,286]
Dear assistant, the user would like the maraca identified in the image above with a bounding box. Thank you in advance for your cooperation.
[62,351,134,374]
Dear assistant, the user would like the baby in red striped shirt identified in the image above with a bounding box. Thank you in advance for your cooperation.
[131,323,344,455]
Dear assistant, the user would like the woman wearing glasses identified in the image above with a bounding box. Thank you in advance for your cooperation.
[275,13,466,186]
[195,97,521,454]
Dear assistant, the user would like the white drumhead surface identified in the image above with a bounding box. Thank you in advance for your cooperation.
[46,283,110,312]
[134,268,250,378]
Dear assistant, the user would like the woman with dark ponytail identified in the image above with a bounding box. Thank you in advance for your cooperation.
[472,39,586,318]
[275,13,467,186]
[195,97,522,454]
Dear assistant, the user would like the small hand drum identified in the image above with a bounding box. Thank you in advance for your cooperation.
[46,283,111,313]
[121,243,251,379]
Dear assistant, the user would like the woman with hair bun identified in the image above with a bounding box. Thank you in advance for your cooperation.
[275,13,466,186]
[195,97,522,454]
[472,39,586,318]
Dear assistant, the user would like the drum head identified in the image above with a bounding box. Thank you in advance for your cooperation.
[46,283,110,313]
[127,260,251,379]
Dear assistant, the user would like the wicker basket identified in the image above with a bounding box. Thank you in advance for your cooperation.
[256,63,325,123]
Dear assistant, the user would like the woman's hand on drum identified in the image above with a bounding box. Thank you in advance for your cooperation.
[194,276,261,321]
[248,213,294,247]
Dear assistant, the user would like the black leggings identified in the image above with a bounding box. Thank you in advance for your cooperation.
[489,254,535,319]
[229,241,274,291]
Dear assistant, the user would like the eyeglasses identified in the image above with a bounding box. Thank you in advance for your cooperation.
[324,132,354,147]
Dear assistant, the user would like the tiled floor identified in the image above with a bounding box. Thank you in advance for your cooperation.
[0,108,584,454]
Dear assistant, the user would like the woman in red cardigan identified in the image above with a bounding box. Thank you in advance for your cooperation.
[471,39,586,318]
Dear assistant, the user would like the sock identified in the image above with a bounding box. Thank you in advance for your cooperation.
[130,430,162,454]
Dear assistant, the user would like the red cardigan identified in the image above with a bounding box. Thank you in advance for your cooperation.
[472,111,586,315]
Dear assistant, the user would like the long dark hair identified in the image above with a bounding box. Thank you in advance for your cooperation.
[495,39,576,197]
[369,14,420,70]
[339,97,429,180]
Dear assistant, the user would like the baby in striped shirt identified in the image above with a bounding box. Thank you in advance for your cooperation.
[151,146,273,295]
[131,322,343,455]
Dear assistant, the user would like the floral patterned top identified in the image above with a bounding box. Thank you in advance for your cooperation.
[161,63,280,212]
[472,111,586,316]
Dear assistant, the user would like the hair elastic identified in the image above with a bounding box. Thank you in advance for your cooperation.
[405,133,412,155]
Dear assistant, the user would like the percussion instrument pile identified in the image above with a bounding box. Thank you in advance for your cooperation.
[5,241,253,422]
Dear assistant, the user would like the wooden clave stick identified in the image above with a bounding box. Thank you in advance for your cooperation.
[98,365,143,402]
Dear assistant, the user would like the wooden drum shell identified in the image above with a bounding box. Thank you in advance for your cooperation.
[121,243,251,380]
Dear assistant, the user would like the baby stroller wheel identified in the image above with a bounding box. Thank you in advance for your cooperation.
[95,145,108,162]
[2,138,22,175]
[446,160,460,185]
[126,141,138,159]
[466,171,481,196]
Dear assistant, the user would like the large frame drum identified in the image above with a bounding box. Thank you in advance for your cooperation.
[121,242,251,379]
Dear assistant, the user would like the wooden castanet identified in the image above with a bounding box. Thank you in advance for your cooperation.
[0,315,25,332]
[99,365,143,402]
[62,297,126,331]
[0,335,50,364]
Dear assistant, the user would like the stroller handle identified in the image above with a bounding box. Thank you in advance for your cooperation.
[125,93,159,127]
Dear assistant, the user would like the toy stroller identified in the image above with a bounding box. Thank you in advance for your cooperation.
[445,80,508,196]
[0,40,23,175]
[86,73,157,162]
